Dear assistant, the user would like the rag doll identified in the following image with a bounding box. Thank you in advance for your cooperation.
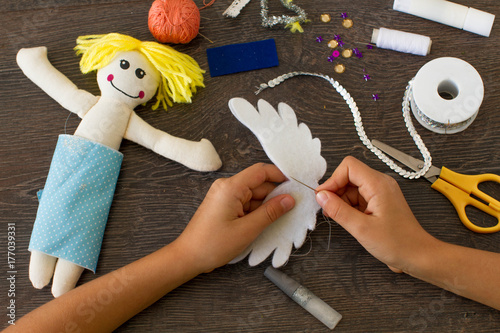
[16,33,222,297]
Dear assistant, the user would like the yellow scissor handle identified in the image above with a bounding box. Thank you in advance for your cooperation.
[432,167,500,233]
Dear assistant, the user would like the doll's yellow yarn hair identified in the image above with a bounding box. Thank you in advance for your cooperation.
[75,33,205,110]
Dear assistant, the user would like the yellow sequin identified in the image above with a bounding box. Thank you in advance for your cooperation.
[320,14,331,23]
[334,64,346,74]
[328,40,338,49]
[342,49,353,58]
[342,18,353,28]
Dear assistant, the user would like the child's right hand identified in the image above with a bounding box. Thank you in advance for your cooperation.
[315,156,438,275]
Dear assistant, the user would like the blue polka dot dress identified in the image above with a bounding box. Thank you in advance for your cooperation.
[29,135,123,272]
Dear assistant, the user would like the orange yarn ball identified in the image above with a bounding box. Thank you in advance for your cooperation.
[148,0,200,44]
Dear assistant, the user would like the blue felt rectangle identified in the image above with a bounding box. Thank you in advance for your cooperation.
[206,39,279,77]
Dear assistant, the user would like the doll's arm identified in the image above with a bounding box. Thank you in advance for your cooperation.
[124,112,222,172]
[16,46,98,118]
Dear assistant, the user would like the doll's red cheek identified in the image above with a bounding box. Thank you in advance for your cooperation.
[139,91,145,99]
[107,74,114,81]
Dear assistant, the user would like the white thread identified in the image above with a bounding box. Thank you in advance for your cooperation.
[318,216,335,251]
[255,72,432,179]
[64,112,72,135]
[289,235,313,257]
[289,219,334,257]
[372,28,431,56]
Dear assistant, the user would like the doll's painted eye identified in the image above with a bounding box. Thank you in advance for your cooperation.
[135,68,146,79]
[120,60,130,70]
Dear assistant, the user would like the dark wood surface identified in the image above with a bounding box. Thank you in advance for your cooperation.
[1,0,500,331]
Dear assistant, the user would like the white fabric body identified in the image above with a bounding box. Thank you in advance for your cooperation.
[229,98,327,267]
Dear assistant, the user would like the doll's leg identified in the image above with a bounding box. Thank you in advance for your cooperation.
[29,250,57,289]
[51,258,85,297]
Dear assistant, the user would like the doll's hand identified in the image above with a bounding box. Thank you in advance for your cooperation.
[17,46,48,71]
[148,131,222,172]
[17,46,98,117]
[175,163,295,273]
[315,156,437,274]
[193,138,222,171]
[17,46,48,58]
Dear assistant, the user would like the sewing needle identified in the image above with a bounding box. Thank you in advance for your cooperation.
[290,177,318,193]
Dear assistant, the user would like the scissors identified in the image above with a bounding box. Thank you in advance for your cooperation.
[372,139,500,234]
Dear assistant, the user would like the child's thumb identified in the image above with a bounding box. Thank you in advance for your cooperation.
[316,190,365,231]
[250,194,295,229]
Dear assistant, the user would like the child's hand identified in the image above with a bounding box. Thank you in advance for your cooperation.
[175,163,295,274]
[315,156,437,274]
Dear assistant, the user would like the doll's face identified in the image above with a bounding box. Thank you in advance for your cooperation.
[97,51,160,108]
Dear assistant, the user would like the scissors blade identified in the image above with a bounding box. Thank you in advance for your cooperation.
[371,140,441,182]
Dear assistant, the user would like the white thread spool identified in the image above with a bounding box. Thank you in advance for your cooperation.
[410,57,484,134]
[371,27,432,56]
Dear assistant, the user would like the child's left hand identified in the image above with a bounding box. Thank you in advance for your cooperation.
[175,163,295,273]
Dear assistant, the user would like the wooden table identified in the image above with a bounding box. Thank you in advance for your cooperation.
[1,0,500,331]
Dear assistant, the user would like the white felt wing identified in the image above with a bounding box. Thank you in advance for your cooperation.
[228,98,327,267]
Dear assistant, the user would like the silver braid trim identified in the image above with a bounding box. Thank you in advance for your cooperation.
[255,72,432,179]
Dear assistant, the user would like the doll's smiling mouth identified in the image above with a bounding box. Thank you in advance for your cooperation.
[107,74,145,99]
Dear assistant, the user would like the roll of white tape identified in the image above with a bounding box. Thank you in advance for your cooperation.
[411,57,484,134]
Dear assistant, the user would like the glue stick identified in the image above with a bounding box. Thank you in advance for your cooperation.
[393,0,495,37]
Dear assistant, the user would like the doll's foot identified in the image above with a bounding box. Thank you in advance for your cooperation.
[52,259,84,297]
[29,250,57,289]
